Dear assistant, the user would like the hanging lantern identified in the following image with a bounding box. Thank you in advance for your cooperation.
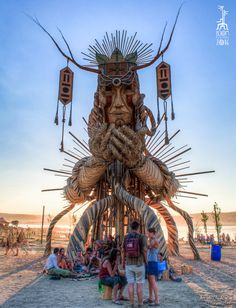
[156,61,175,145]
[156,62,171,100]
[54,65,74,151]
[59,67,74,105]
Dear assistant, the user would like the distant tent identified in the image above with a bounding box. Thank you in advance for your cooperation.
[0,217,9,226]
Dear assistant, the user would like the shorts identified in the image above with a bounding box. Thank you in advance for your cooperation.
[147,261,158,276]
[100,275,127,288]
[125,264,145,284]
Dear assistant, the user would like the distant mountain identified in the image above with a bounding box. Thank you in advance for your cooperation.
[0,213,69,225]
[1,211,236,227]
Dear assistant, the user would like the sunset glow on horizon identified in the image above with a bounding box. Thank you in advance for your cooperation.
[0,0,235,216]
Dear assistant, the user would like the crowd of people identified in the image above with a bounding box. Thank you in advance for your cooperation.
[4,227,28,256]
[196,233,232,245]
[45,221,164,306]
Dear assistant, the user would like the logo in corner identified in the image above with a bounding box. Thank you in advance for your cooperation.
[216,5,229,46]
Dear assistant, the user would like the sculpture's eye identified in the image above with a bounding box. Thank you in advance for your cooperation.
[126,95,133,106]
[105,85,112,92]
[106,96,112,107]
[125,85,133,93]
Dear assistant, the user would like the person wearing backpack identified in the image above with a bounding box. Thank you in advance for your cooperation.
[123,221,147,307]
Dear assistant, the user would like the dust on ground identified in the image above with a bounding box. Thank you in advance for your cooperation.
[0,245,236,307]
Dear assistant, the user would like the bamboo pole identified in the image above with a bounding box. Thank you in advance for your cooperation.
[40,205,45,244]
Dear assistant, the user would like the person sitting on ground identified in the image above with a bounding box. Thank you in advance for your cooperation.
[93,240,105,259]
[57,247,74,271]
[73,249,85,273]
[144,228,160,306]
[83,247,93,271]
[99,248,127,305]
[88,251,101,275]
[45,247,76,278]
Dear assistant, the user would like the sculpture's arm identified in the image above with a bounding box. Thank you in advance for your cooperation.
[132,157,179,198]
[64,156,109,203]
[72,156,108,191]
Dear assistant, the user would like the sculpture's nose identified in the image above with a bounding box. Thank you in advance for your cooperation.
[113,87,125,108]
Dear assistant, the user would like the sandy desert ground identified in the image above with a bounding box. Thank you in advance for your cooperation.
[0,245,235,307]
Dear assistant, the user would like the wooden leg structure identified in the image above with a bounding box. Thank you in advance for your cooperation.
[165,196,200,260]
[44,203,76,256]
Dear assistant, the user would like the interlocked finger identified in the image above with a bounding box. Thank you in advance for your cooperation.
[109,143,124,162]
[91,123,108,143]
[118,126,137,140]
[110,135,132,160]
[100,124,115,152]
[137,127,149,138]
[112,128,135,149]
[119,126,144,149]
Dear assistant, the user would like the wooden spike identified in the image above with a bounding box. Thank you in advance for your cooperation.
[43,168,71,175]
[166,158,182,166]
[82,117,88,125]
[161,144,188,161]
[149,132,166,154]
[172,166,190,173]
[69,131,90,153]
[164,147,192,163]
[168,160,190,169]
[64,158,76,164]
[54,174,69,178]
[62,164,73,168]
[72,147,85,158]
[41,188,64,192]
[176,194,197,199]
[62,150,80,161]
[72,139,88,156]
[178,190,208,197]
[176,170,215,177]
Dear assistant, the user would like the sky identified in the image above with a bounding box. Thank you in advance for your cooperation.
[0,0,235,217]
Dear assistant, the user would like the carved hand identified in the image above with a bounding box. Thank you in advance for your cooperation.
[89,123,115,162]
[109,126,147,168]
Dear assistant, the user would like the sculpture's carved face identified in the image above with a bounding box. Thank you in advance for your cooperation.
[100,83,139,126]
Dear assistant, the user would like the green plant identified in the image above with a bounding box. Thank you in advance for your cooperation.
[47,214,52,224]
[201,211,209,236]
[194,220,201,237]
[212,202,222,244]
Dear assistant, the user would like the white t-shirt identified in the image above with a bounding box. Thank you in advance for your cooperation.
[46,253,59,269]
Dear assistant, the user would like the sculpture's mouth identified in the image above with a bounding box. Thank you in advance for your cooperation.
[113,112,124,116]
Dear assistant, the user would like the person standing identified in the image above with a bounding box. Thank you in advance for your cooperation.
[123,221,147,307]
[144,228,160,306]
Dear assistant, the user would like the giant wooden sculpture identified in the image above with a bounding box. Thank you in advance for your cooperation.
[35,10,214,260]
